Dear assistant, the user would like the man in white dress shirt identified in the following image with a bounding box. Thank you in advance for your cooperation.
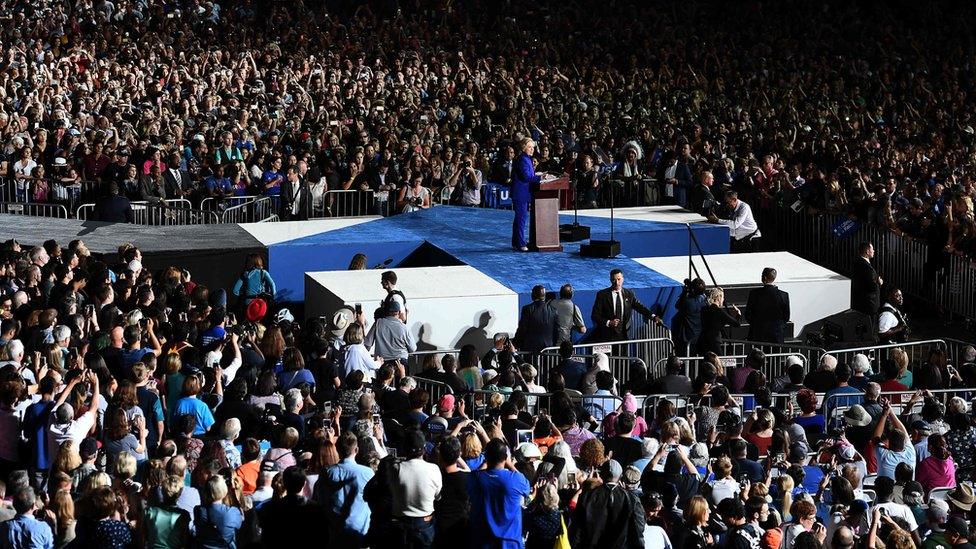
[708,191,761,252]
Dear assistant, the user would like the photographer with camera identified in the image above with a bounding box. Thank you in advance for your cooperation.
[397,172,431,213]
[447,154,483,206]
[672,278,706,357]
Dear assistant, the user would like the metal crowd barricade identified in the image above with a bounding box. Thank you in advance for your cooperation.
[534,352,646,388]
[0,202,69,218]
[827,339,947,371]
[822,388,970,429]
[719,340,826,368]
[536,336,674,380]
[944,338,976,367]
[405,349,460,376]
[655,351,807,382]
[143,202,219,225]
[413,377,454,405]
[751,203,976,321]
[325,189,374,217]
[200,195,258,212]
[220,196,275,223]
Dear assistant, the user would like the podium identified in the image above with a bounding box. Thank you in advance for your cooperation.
[530,176,568,252]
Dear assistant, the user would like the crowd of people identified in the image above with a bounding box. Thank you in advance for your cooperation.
[0,236,973,549]
[0,0,976,547]
[0,0,973,252]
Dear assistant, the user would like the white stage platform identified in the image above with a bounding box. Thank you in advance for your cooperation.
[305,266,519,355]
[574,205,709,224]
[240,216,380,246]
[635,252,850,334]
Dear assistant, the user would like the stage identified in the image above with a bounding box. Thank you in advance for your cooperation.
[636,252,851,334]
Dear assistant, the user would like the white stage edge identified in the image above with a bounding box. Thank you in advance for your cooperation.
[240,216,380,246]
[635,252,850,334]
[573,205,709,224]
[305,266,519,356]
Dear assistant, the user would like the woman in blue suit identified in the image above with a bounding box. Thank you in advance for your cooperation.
[511,138,541,251]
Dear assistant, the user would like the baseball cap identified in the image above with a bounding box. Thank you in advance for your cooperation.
[599,459,623,481]
[246,298,268,322]
[79,437,99,458]
[387,300,402,313]
[516,442,542,460]
[911,420,933,435]
[945,516,969,537]
[437,394,455,413]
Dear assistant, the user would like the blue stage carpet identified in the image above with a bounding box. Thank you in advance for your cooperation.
[269,206,728,323]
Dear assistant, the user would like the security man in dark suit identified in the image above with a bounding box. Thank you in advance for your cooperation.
[280,165,313,221]
[851,242,882,317]
[93,182,134,223]
[744,267,791,343]
[591,269,662,343]
[513,284,557,354]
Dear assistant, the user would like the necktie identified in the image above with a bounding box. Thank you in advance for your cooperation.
[613,291,621,319]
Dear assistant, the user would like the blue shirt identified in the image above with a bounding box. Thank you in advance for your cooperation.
[172,396,215,435]
[0,514,54,549]
[468,468,531,547]
[262,170,283,195]
[320,458,375,536]
[205,176,232,194]
[121,347,153,370]
[823,385,863,420]
[194,503,243,549]
[22,399,55,470]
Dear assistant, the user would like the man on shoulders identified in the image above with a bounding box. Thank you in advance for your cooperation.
[745,267,790,343]
[571,459,644,549]
[591,269,662,343]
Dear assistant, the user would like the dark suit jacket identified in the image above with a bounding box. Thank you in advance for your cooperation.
[163,168,193,197]
[570,484,644,549]
[745,284,790,343]
[590,287,656,342]
[139,176,167,202]
[93,195,134,223]
[851,258,881,316]
[280,176,313,221]
[514,300,557,353]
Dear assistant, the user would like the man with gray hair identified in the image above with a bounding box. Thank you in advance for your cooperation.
[861,382,884,421]
[282,388,306,443]
[960,345,976,387]
[850,353,872,390]
[804,353,838,392]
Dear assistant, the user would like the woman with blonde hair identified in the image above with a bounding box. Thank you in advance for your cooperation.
[49,489,76,548]
[195,474,245,548]
[698,287,741,356]
[51,440,82,479]
[460,431,485,470]
[890,347,913,388]
[161,353,186,415]
[774,475,796,523]
[680,495,714,547]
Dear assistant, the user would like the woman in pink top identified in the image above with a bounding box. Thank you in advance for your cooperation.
[916,433,956,496]
[601,393,649,438]
[142,148,167,175]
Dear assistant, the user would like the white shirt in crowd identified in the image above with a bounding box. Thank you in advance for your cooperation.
[391,458,442,518]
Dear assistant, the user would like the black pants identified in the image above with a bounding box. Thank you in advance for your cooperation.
[731,236,760,253]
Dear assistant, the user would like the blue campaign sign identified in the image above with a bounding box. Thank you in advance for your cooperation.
[831,217,861,239]
[484,182,512,208]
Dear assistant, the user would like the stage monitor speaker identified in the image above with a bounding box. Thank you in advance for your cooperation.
[580,239,620,258]
[797,309,876,349]
[560,223,590,242]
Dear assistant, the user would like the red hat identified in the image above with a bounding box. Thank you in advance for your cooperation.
[246,298,268,322]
